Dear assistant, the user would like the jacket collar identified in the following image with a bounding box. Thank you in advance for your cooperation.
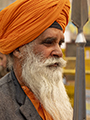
[11,70,42,120]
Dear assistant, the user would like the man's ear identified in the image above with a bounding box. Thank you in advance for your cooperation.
[13,48,22,59]
[13,45,27,59]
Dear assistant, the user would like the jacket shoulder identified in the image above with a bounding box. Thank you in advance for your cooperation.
[0,72,15,99]
[0,72,12,87]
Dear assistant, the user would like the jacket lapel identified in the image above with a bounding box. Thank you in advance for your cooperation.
[20,96,42,120]
[12,70,42,120]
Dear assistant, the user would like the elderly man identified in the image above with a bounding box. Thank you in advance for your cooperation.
[0,0,73,120]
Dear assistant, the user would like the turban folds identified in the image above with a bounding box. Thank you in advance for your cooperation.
[0,0,70,54]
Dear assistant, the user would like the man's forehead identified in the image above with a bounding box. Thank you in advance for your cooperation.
[36,28,64,40]
[26,28,64,47]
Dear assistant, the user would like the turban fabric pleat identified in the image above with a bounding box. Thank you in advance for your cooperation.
[0,0,70,54]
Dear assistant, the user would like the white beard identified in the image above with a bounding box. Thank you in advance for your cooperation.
[22,45,73,120]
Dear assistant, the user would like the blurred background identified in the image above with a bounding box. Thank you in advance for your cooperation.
[0,0,90,119]
[63,0,90,119]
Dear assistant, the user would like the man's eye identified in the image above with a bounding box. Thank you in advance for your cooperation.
[44,41,52,44]
[41,38,54,45]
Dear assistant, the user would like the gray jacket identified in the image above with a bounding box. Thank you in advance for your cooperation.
[0,71,42,120]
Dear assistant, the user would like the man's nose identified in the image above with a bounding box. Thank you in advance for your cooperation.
[51,44,63,58]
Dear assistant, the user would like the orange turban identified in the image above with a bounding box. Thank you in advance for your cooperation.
[0,0,70,54]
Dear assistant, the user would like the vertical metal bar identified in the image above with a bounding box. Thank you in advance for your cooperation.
[73,41,86,120]
[71,0,88,119]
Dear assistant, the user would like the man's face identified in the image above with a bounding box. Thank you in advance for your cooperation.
[30,28,64,61]
[20,28,72,120]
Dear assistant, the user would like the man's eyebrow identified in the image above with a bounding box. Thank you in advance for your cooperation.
[40,37,65,44]
[40,37,57,43]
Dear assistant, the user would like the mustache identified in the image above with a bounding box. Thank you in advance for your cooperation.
[42,57,66,68]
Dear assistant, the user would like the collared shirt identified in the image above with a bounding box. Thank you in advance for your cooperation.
[22,86,53,120]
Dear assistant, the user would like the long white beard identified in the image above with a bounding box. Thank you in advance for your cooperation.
[22,45,73,120]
